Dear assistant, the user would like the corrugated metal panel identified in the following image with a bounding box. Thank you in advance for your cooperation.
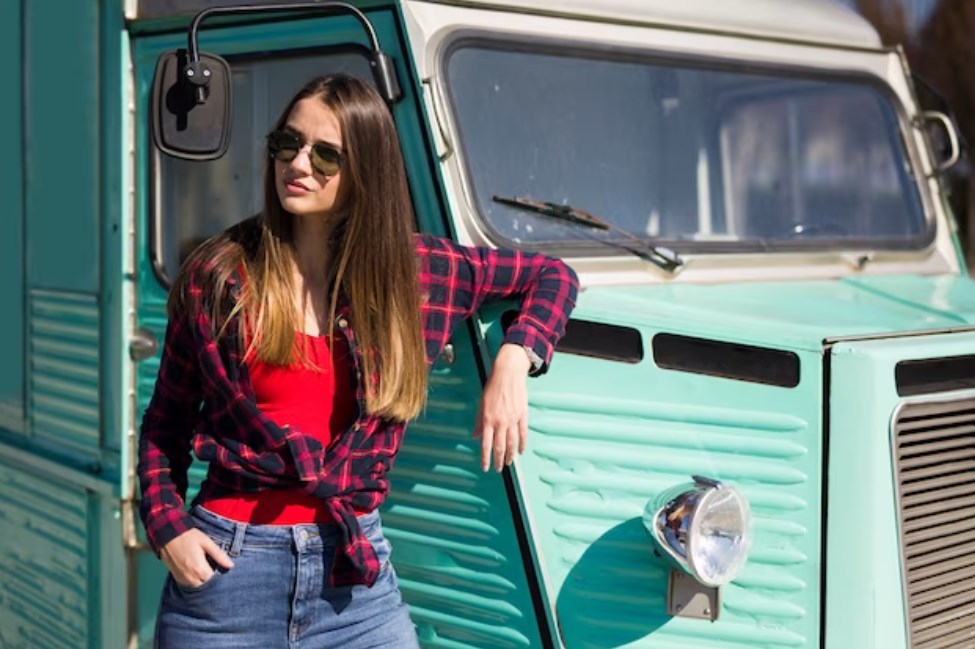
[29,289,100,450]
[521,390,814,648]
[0,458,89,648]
[386,341,544,648]
[894,397,975,649]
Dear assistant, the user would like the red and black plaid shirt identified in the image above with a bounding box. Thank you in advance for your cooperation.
[138,233,578,586]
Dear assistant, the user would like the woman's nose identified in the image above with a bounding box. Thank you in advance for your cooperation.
[289,144,315,173]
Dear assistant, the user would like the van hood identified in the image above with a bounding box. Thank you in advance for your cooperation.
[579,274,975,351]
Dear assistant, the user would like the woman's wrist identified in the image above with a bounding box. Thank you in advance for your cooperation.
[496,343,534,373]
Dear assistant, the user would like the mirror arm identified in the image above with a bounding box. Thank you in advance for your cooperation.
[185,2,401,103]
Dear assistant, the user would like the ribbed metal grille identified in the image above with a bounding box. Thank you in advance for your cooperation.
[895,397,975,649]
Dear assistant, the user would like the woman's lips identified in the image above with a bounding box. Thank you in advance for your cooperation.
[285,180,311,194]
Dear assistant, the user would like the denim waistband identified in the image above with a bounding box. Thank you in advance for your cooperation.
[190,504,380,553]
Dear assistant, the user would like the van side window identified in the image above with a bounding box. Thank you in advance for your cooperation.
[154,51,373,282]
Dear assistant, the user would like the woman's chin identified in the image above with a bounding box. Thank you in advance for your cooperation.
[280,196,329,217]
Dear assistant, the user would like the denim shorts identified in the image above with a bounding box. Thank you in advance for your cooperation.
[154,506,419,649]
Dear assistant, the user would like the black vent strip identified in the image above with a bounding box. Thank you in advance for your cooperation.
[501,312,644,364]
[652,333,800,388]
[896,355,975,397]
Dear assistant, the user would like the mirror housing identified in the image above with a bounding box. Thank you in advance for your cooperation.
[916,110,961,172]
[151,49,232,160]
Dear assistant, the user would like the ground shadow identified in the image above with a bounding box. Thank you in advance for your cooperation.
[555,517,672,648]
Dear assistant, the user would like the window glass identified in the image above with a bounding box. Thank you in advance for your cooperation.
[446,44,926,252]
[156,51,373,278]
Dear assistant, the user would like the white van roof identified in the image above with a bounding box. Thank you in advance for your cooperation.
[422,0,882,48]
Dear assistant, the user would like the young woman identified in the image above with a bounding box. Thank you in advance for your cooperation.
[138,74,578,647]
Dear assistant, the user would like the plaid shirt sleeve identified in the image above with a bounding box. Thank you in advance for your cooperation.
[137,305,203,555]
[417,235,579,374]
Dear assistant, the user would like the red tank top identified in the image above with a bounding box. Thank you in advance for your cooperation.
[201,330,360,524]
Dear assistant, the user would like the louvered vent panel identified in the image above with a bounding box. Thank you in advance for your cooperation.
[895,397,975,649]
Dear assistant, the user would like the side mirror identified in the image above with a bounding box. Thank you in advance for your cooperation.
[151,49,232,160]
[916,110,961,172]
[150,3,403,162]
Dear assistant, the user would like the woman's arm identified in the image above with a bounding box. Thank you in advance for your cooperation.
[417,235,580,471]
[418,234,579,374]
[136,307,203,554]
[137,306,236,587]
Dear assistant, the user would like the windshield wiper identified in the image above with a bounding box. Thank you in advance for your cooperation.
[492,195,683,273]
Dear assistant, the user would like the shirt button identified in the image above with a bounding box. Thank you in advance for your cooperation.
[337,318,348,329]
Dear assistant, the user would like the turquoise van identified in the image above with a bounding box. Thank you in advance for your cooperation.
[1,0,971,647]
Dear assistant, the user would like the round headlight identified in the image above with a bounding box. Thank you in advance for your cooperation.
[643,476,753,587]
[687,483,752,587]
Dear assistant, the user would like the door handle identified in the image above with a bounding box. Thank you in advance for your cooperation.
[129,327,159,361]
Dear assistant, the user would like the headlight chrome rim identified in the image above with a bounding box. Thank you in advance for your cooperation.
[643,475,753,588]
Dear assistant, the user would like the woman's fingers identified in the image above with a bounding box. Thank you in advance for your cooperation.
[480,424,495,472]
[518,417,528,455]
[504,424,518,467]
[203,535,235,570]
[161,528,233,587]
[481,421,524,472]
[475,344,532,472]
[494,425,507,472]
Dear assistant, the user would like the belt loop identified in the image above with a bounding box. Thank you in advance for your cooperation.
[229,521,247,557]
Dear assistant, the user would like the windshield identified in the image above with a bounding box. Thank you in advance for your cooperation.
[445,42,928,253]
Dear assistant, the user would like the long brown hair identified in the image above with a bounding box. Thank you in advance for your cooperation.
[170,74,426,421]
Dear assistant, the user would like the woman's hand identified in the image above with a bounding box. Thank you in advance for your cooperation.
[474,343,532,472]
[160,529,235,588]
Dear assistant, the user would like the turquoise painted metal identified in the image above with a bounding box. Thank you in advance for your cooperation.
[482,296,824,648]
[826,331,975,648]
[0,0,24,439]
[0,0,128,647]
[4,0,975,647]
[576,276,975,353]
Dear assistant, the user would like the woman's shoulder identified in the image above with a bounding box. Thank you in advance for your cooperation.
[412,232,445,254]
[180,217,258,275]
[169,216,257,315]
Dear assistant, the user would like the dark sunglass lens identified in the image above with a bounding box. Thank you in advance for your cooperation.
[311,144,342,175]
[267,131,300,162]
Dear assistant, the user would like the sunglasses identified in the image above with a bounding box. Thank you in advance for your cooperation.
[266,130,345,176]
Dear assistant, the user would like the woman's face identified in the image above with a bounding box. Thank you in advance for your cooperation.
[273,97,345,219]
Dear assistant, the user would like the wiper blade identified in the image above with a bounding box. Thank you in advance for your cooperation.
[493,195,683,272]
